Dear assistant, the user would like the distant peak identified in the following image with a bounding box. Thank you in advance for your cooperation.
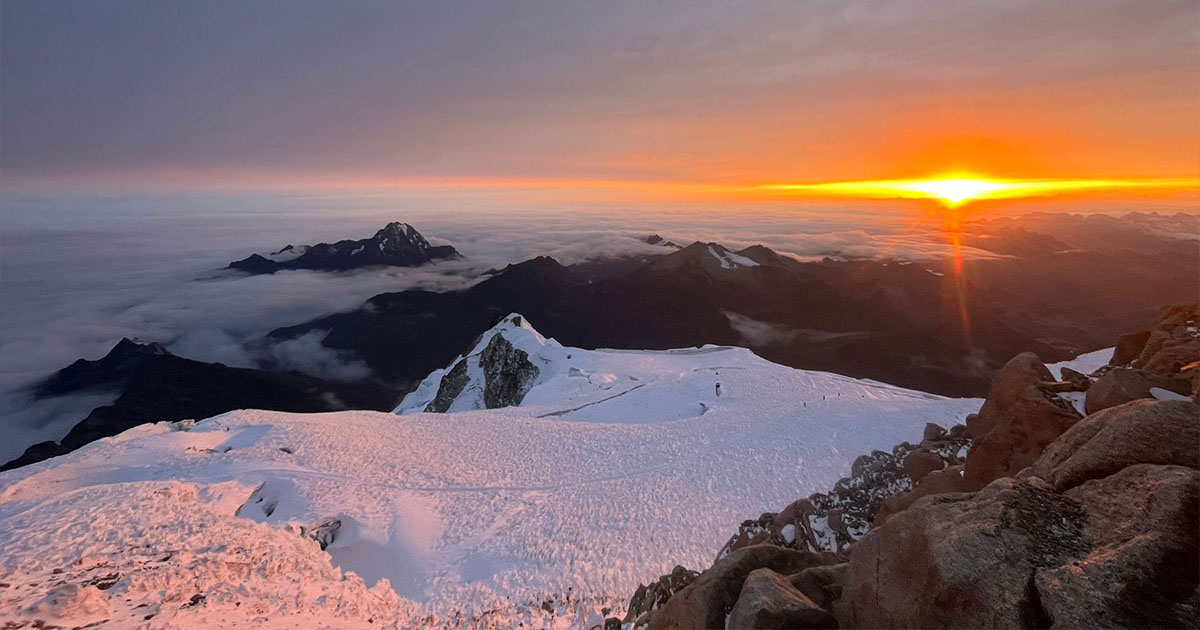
[374,222,422,243]
[109,337,168,358]
[644,234,682,249]
[487,313,546,340]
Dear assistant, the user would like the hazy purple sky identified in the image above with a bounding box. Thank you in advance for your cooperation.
[3,0,1198,199]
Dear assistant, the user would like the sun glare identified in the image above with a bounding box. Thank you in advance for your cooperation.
[758,175,1195,207]
[896,178,1006,206]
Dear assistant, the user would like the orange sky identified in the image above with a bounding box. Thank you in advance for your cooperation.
[2,1,1198,210]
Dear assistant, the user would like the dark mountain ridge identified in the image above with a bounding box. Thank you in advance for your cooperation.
[228,222,460,274]
[2,340,400,471]
[269,223,1197,397]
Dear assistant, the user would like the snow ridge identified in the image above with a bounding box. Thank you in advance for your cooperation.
[1,316,983,629]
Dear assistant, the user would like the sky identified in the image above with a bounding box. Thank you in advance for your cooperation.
[2,0,1199,204]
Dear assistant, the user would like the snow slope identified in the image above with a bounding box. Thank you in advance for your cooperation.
[1045,347,1113,380]
[1,317,982,629]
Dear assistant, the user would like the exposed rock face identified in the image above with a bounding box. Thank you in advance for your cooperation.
[787,563,847,611]
[1031,399,1199,492]
[480,334,539,408]
[1136,304,1200,376]
[646,546,836,630]
[873,465,968,526]
[423,359,469,413]
[408,315,544,414]
[229,222,460,274]
[967,352,1056,438]
[902,450,944,482]
[727,568,837,630]
[840,398,1200,629]
[963,352,1082,489]
[1039,464,1199,628]
[1110,330,1152,366]
[1084,368,1152,414]
[840,477,1092,628]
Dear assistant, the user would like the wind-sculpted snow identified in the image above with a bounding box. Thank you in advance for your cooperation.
[1,329,982,628]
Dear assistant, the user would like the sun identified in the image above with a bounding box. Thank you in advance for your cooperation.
[756,174,1195,207]
[898,178,1008,206]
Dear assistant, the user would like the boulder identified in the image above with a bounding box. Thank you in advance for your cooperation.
[1036,464,1200,628]
[967,352,1056,439]
[874,466,967,526]
[962,352,1083,489]
[1141,334,1200,377]
[902,450,944,483]
[1110,330,1152,366]
[922,423,946,441]
[839,477,1091,628]
[1060,366,1092,390]
[648,546,835,630]
[787,563,847,611]
[1084,368,1153,415]
[726,569,837,629]
[1031,399,1199,491]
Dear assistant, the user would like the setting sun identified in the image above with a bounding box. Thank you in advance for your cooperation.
[758,175,1196,206]
[899,179,1008,205]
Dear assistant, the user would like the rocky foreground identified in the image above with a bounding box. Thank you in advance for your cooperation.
[616,304,1199,629]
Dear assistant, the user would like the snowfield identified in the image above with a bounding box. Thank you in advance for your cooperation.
[1,317,982,628]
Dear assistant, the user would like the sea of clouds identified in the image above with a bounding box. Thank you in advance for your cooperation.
[0,193,1011,461]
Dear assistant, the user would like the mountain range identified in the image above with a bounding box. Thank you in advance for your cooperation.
[272,215,1197,398]
[7,213,1196,471]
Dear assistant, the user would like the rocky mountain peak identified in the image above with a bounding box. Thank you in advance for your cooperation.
[374,222,427,251]
[396,313,551,414]
[229,222,460,274]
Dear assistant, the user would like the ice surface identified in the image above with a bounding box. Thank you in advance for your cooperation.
[1045,347,1113,379]
[1,320,982,628]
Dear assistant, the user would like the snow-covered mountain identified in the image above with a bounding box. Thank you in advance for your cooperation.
[0,316,982,628]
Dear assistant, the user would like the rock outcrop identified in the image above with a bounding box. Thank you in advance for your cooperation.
[400,314,545,414]
[480,333,539,408]
[841,399,1199,629]
[963,352,1082,489]
[645,546,836,629]
[424,359,470,413]
[727,569,837,630]
[1084,368,1152,414]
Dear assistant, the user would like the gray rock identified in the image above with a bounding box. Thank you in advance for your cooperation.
[424,358,470,413]
[480,334,539,408]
